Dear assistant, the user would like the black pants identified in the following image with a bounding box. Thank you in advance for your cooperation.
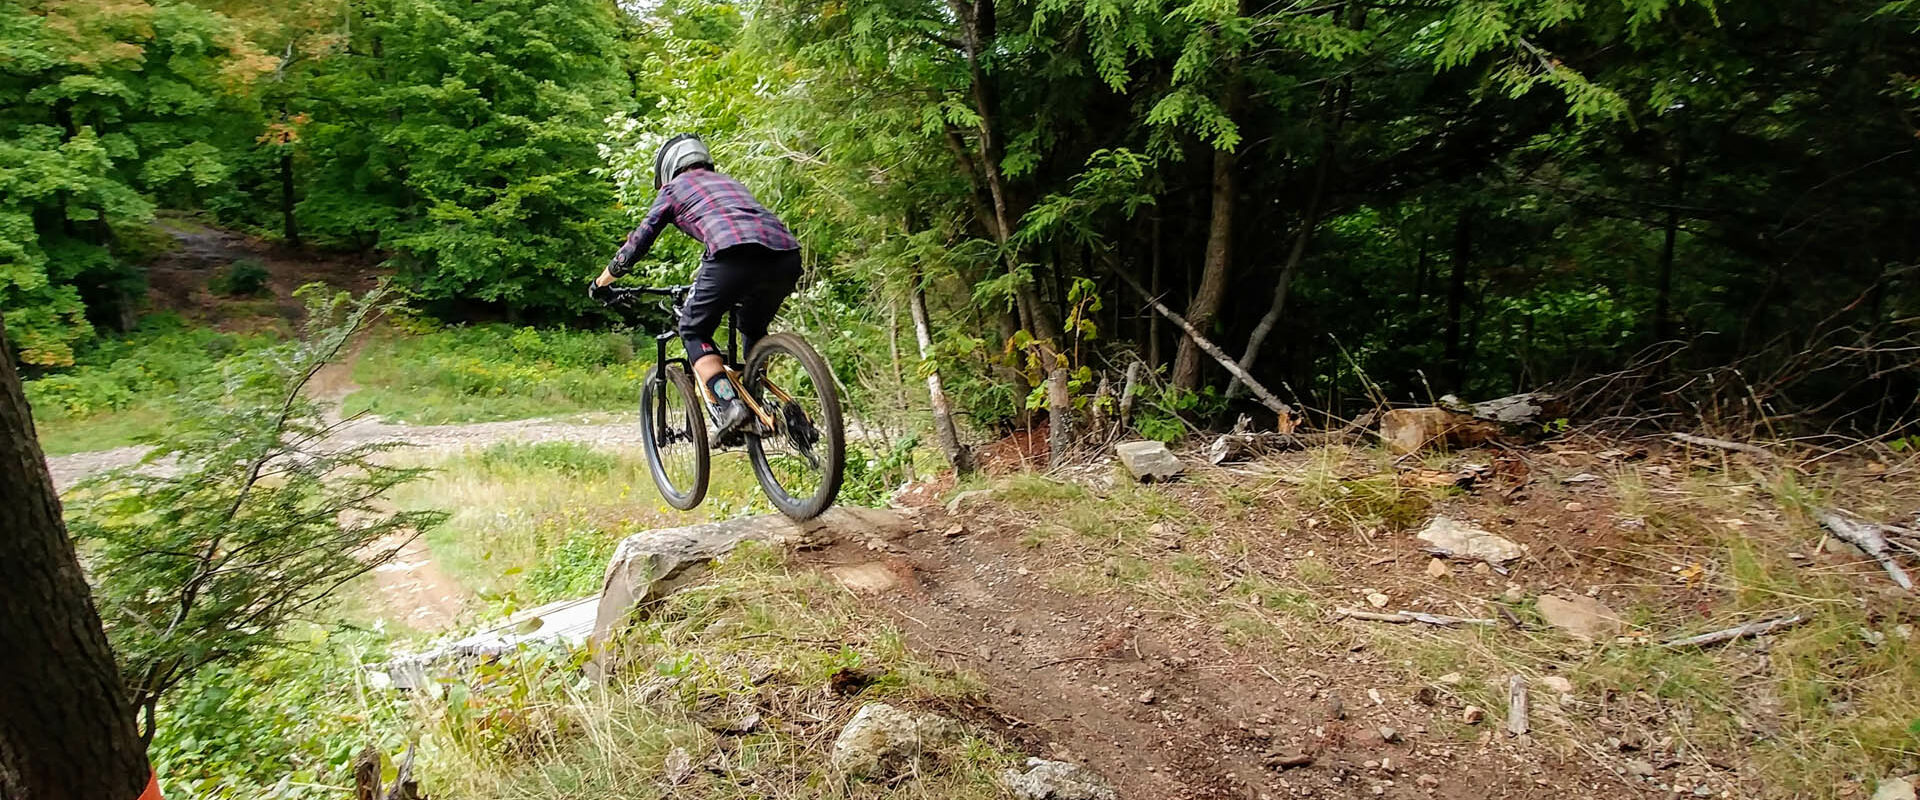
[679,244,803,362]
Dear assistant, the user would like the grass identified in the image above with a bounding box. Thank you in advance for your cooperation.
[387,441,770,607]
[23,314,283,454]
[343,324,648,424]
[420,542,1022,799]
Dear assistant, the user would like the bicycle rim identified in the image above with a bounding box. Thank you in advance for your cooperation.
[640,364,709,510]
[745,333,844,520]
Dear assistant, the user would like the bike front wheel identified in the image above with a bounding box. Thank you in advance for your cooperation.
[744,332,845,520]
[639,363,709,511]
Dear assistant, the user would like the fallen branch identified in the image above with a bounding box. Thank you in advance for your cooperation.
[1506,675,1529,737]
[1817,509,1914,590]
[1111,266,1294,420]
[1336,608,1496,626]
[1668,432,1775,461]
[1662,614,1809,648]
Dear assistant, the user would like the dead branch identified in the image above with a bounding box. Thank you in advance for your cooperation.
[1661,614,1809,648]
[1668,432,1777,460]
[1506,675,1529,737]
[1335,608,1496,626]
[353,746,381,800]
[1817,510,1914,590]
[1111,266,1295,420]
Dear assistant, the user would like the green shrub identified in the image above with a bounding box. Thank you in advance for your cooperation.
[207,259,271,297]
[343,324,644,424]
[525,530,617,601]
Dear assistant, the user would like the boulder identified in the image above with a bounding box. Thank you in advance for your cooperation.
[1115,440,1184,482]
[1416,516,1524,566]
[1872,776,1917,800]
[591,508,913,654]
[1535,594,1624,641]
[830,703,963,779]
[1003,758,1117,800]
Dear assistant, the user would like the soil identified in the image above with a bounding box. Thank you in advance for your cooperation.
[367,530,469,633]
[788,437,1879,800]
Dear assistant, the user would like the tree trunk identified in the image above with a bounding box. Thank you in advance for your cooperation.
[910,272,971,474]
[1227,146,1332,398]
[1148,213,1163,368]
[0,312,151,800]
[280,152,300,248]
[1172,144,1237,392]
[1653,143,1686,342]
[1410,233,1430,315]
[949,0,1073,466]
[1444,209,1473,390]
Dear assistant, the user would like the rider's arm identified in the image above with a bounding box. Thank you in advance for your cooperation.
[606,185,678,279]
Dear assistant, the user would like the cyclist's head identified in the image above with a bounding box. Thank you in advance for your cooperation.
[654,134,713,188]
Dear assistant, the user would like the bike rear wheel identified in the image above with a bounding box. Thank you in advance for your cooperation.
[640,363,709,510]
[744,332,845,520]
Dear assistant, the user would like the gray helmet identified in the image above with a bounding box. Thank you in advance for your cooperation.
[653,134,712,188]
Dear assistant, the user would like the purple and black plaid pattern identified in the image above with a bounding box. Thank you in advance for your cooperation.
[607,168,798,277]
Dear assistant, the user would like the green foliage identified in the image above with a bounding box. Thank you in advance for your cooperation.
[66,284,445,731]
[205,258,269,297]
[343,324,643,424]
[0,0,269,365]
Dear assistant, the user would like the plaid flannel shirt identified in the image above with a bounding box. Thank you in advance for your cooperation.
[607,168,798,276]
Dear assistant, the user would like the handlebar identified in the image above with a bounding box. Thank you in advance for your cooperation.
[600,284,691,308]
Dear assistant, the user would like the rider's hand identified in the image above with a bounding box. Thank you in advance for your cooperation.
[587,274,615,304]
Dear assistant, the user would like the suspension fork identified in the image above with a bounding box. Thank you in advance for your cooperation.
[654,331,687,433]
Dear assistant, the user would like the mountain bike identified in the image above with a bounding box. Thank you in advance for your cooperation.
[599,285,845,520]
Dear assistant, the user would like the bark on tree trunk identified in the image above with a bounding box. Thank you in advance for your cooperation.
[950,0,1073,466]
[1172,143,1237,392]
[910,272,972,474]
[0,312,150,800]
[280,152,300,248]
[1653,142,1686,342]
[1445,209,1473,390]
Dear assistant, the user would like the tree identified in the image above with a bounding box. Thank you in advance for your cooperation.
[68,284,445,737]
[0,308,150,800]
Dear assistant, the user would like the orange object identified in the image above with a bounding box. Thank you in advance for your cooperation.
[138,769,163,800]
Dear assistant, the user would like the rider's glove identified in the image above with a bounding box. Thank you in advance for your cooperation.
[587,277,614,304]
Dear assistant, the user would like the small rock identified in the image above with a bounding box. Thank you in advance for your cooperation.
[1436,672,1464,685]
[1325,692,1346,720]
[1461,706,1485,725]
[1535,594,1624,641]
[945,488,995,516]
[831,703,964,779]
[1826,537,1868,557]
[1137,689,1157,705]
[1540,676,1573,695]
[944,524,967,537]
[1502,584,1525,602]
[1625,759,1656,778]
[1562,472,1600,484]
[1115,441,1184,482]
[663,747,694,786]
[1426,558,1449,578]
[1564,501,1586,512]
[1418,517,1524,566]
[1378,726,1401,743]
[708,712,762,735]
[1003,758,1117,800]
[1367,688,1384,705]
[1366,592,1391,608]
[1872,776,1918,800]
[1266,752,1314,769]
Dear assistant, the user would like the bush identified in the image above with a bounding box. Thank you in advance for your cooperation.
[344,324,645,424]
[207,259,271,297]
[23,314,277,428]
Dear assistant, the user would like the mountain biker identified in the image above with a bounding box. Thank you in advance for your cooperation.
[590,134,802,437]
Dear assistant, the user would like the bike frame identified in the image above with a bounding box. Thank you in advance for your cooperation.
[645,295,790,434]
